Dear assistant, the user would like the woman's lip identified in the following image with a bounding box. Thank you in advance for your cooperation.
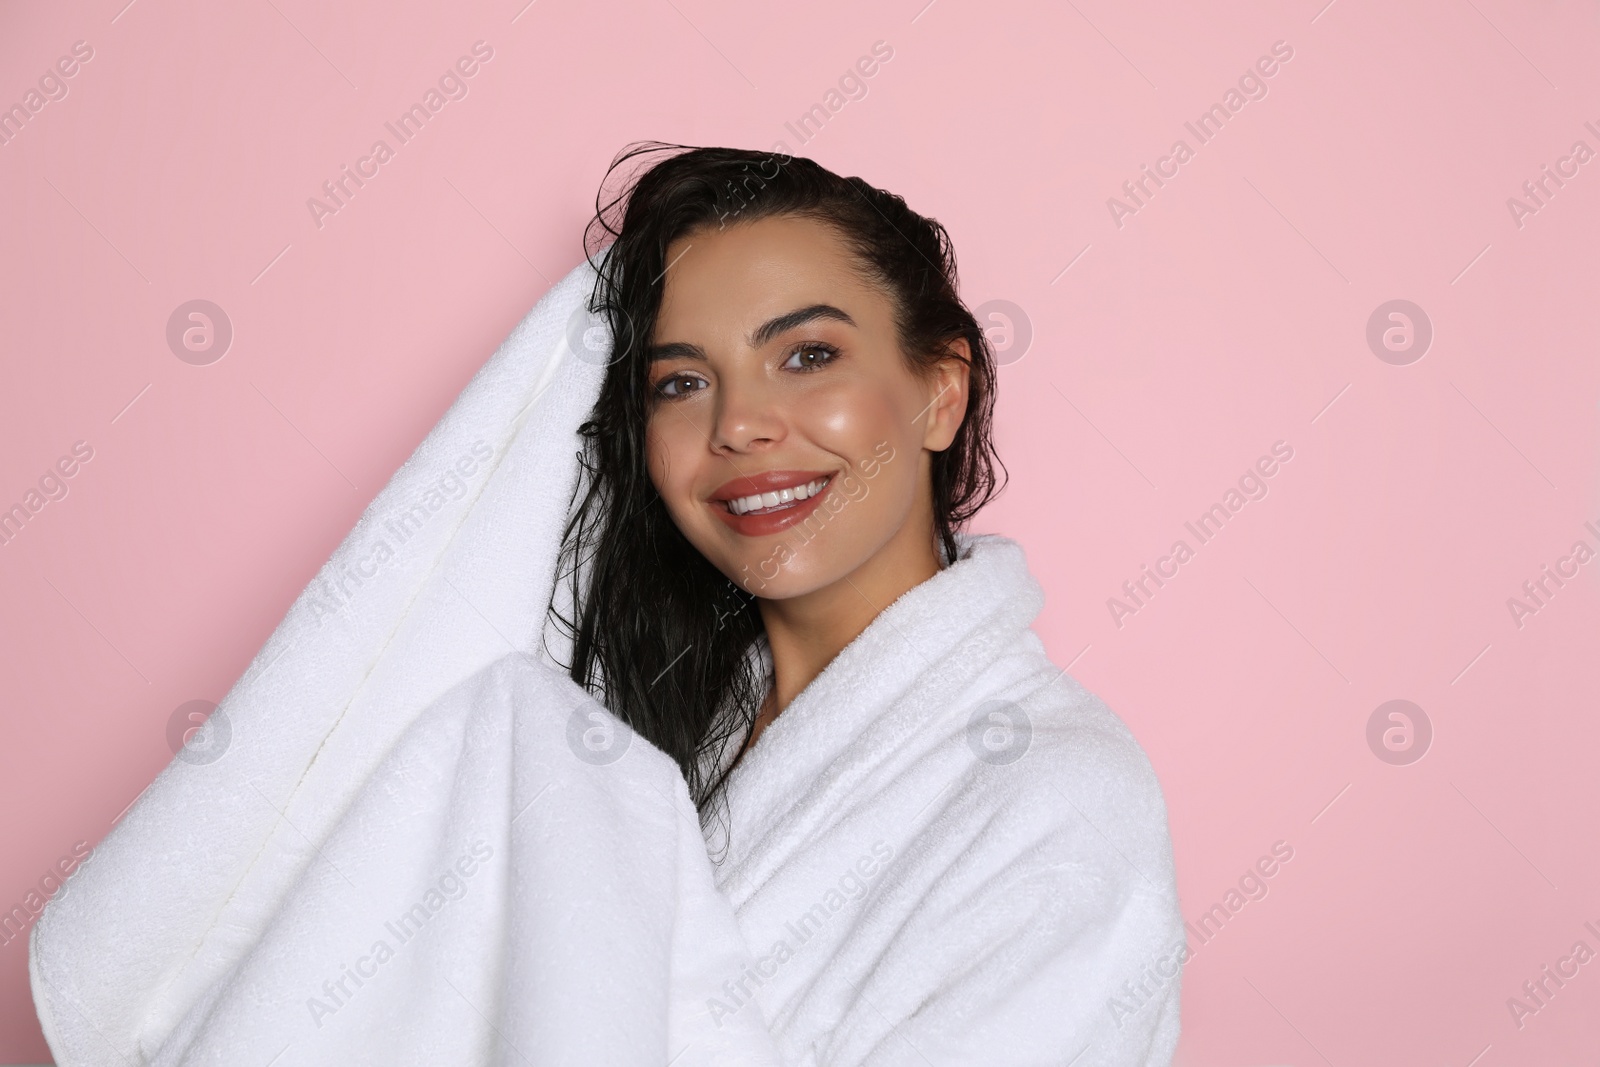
[710,469,836,502]
[710,473,836,537]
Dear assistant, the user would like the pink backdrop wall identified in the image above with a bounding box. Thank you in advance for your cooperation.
[2,0,1596,1062]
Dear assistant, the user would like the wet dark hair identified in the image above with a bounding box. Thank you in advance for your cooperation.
[547,141,1006,840]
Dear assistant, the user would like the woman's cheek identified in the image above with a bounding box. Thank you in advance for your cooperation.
[808,383,895,448]
[643,426,678,500]
[649,424,707,525]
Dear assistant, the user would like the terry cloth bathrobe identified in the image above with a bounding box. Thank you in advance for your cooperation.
[29,252,1185,1066]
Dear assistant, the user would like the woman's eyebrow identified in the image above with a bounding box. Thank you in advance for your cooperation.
[748,303,856,348]
[647,303,857,364]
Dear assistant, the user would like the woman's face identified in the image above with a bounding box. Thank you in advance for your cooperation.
[644,213,969,599]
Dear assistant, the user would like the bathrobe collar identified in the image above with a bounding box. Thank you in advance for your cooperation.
[705,531,1047,864]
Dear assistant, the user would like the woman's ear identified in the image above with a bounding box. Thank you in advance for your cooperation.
[920,337,972,453]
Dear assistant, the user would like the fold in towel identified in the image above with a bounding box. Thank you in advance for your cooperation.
[31,253,1183,1066]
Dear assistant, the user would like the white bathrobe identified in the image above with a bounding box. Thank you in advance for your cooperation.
[690,533,1185,1066]
[29,253,1183,1066]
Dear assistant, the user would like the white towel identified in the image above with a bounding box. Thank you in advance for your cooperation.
[30,252,1184,1066]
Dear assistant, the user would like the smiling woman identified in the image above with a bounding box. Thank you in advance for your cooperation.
[29,142,1184,1067]
[551,143,1001,812]
[543,142,1186,1063]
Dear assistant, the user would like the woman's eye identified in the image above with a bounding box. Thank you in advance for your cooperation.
[783,342,839,371]
[654,372,706,399]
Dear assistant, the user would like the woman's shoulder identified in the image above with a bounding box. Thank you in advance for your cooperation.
[937,651,1176,868]
[845,668,1185,1067]
[968,641,1163,782]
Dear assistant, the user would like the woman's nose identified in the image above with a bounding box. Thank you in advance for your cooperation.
[708,370,786,454]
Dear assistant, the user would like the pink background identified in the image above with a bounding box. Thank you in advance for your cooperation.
[2,0,1597,1063]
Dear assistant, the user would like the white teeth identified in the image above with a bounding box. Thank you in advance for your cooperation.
[727,476,830,516]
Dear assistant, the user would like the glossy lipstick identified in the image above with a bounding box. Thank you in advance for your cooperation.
[710,469,837,537]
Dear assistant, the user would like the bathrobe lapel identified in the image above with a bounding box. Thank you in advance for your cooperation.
[712,532,1045,890]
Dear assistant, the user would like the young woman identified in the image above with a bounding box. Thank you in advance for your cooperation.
[545,143,1187,1063]
[30,143,1183,1067]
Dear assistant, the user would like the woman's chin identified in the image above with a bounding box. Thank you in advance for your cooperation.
[723,547,845,600]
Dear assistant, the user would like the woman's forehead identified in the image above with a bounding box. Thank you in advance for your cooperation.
[653,218,883,342]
